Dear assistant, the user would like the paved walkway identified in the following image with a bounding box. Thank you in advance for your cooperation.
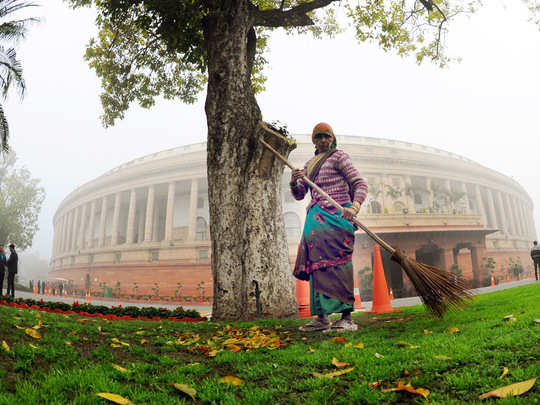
[13,278,537,317]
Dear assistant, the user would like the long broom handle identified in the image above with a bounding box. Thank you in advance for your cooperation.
[259,138,397,255]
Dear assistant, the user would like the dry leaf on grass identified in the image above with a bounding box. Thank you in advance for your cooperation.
[220,376,243,386]
[434,355,452,360]
[171,383,196,400]
[383,381,430,400]
[110,344,123,348]
[423,329,432,334]
[479,377,538,399]
[353,343,364,349]
[32,320,43,330]
[308,347,315,353]
[331,337,347,343]
[95,393,135,404]
[65,340,72,345]
[2,340,10,352]
[28,343,38,349]
[375,352,385,359]
[446,327,460,333]
[370,381,381,389]
[140,339,149,344]
[499,367,509,379]
[76,318,89,324]
[331,357,349,368]
[112,363,128,373]
[25,328,41,339]
[313,367,355,379]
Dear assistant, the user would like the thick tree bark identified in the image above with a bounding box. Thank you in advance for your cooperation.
[203,0,297,320]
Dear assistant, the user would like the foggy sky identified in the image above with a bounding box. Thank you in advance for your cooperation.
[5,0,540,260]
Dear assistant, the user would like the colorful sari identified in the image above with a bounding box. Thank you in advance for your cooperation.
[294,203,355,316]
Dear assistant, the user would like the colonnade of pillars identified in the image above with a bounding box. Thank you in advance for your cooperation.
[365,174,535,239]
[52,178,201,256]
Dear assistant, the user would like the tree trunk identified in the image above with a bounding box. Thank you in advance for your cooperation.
[204,0,297,320]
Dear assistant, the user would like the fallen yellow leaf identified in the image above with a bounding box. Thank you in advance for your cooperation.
[15,325,25,330]
[65,340,72,345]
[423,329,432,334]
[396,341,411,347]
[110,344,123,348]
[353,343,364,349]
[2,340,10,352]
[332,357,350,368]
[29,343,38,349]
[313,367,355,378]
[140,339,149,344]
[499,367,509,379]
[229,345,242,353]
[112,363,128,373]
[220,376,243,386]
[434,355,452,360]
[208,350,219,357]
[446,327,460,333]
[32,320,43,330]
[76,318,89,324]
[171,383,196,400]
[98,326,102,332]
[301,337,307,341]
[383,381,430,400]
[95,393,135,404]
[331,336,347,343]
[375,352,385,359]
[135,331,145,335]
[308,346,315,353]
[25,328,41,339]
[479,376,538,399]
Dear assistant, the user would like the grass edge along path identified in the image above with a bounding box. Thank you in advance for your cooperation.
[0,283,538,404]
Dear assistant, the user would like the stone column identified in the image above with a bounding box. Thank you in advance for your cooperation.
[60,214,67,253]
[403,176,414,213]
[426,177,433,211]
[111,192,121,246]
[137,211,145,243]
[52,219,59,256]
[126,189,137,244]
[165,182,176,241]
[461,183,471,214]
[485,189,498,230]
[188,178,199,240]
[470,245,485,288]
[77,204,88,249]
[98,196,108,247]
[511,196,523,237]
[495,191,508,234]
[474,185,488,226]
[71,207,80,251]
[87,200,97,248]
[144,185,155,242]
[517,200,527,238]
[504,194,517,235]
[439,247,455,271]
[65,210,74,252]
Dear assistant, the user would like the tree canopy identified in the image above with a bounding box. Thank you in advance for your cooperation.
[0,152,45,249]
[68,0,483,127]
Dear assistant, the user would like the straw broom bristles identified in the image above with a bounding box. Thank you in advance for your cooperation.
[258,131,473,317]
[392,249,472,317]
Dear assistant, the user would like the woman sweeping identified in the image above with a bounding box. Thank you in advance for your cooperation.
[290,123,368,332]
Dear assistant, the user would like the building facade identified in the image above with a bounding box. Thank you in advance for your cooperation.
[49,135,537,299]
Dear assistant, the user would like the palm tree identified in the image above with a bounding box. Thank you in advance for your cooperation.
[0,0,38,153]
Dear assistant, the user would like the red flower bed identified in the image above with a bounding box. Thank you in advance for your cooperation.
[0,299,207,323]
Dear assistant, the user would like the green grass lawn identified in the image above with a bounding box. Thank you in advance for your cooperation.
[0,284,539,404]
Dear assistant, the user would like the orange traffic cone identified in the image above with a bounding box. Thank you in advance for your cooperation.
[296,279,311,318]
[389,288,394,300]
[33,285,37,295]
[370,245,400,314]
[490,275,495,286]
[518,273,522,281]
[353,279,365,309]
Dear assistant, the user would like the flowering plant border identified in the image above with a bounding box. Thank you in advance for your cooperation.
[0,296,207,322]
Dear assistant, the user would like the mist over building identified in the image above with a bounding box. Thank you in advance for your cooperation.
[49,135,537,299]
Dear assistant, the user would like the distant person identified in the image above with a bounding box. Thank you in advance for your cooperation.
[6,244,18,297]
[531,241,540,281]
[0,244,6,295]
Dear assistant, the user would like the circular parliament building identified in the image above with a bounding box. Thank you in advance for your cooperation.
[50,135,537,300]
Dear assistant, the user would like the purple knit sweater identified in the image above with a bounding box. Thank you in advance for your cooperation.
[290,150,368,213]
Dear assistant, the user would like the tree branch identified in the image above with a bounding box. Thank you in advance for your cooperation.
[254,0,339,28]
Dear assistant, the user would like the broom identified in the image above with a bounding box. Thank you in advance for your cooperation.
[259,137,472,317]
